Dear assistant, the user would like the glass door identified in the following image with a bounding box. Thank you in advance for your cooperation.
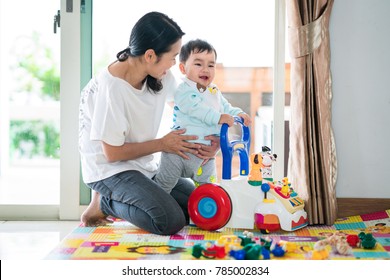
[0,1,60,206]
[0,0,83,219]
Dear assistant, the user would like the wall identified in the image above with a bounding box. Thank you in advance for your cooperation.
[330,0,390,198]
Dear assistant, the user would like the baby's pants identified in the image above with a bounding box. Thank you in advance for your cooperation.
[155,152,217,193]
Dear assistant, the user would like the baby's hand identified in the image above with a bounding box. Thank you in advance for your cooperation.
[238,113,252,126]
[219,114,235,127]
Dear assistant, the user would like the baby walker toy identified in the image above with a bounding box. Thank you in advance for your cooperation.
[188,117,308,232]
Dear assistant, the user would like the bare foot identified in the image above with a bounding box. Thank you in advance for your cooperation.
[81,191,112,227]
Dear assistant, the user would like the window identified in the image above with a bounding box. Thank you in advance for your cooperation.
[0,0,60,206]
[0,0,80,220]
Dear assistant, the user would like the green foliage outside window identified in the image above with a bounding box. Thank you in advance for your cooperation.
[10,120,60,159]
[12,31,60,101]
[10,32,60,160]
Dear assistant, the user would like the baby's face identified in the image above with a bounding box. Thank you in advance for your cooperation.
[181,50,216,89]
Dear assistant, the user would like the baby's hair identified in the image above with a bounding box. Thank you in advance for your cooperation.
[179,39,217,63]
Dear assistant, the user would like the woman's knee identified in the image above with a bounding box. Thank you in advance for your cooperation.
[154,211,186,235]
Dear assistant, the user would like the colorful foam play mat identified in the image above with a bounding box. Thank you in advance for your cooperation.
[45,209,390,260]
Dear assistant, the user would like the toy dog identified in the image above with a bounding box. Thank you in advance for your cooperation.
[248,153,263,186]
[260,146,277,181]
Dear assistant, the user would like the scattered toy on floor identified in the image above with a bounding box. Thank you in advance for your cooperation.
[358,232,377,249]
[191,231,292,260]
[310,231,352,259]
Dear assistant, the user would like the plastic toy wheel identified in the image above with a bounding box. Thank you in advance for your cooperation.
[188,183,232,231]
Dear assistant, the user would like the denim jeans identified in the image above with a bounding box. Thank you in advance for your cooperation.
[87,170,195,235]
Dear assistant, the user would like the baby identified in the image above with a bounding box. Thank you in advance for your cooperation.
[155,39,251,193]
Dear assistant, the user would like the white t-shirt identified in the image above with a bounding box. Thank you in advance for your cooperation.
[79,67,176,183]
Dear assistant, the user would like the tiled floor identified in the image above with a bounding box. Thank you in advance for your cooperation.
[0,220,80,260]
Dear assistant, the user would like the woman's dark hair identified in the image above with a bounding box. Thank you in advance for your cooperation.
[116,12,185,92]
[179,39,217,63]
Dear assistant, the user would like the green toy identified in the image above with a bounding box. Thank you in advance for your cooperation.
[358,232,377,249]
[243,243,262,260]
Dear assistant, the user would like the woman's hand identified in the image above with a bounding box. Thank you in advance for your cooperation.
[161,129,200,159]
[102,129,200,162]
[197,135,220,159]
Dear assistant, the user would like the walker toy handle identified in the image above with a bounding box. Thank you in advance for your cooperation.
[220,116,250,180]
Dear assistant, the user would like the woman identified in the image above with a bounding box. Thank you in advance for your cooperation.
[79,12,219,235]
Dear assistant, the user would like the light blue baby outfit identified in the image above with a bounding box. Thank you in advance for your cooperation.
[155,77,244,193]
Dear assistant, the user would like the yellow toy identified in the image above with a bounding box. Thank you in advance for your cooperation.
[248,153,263,186]
[311,244,330,260]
